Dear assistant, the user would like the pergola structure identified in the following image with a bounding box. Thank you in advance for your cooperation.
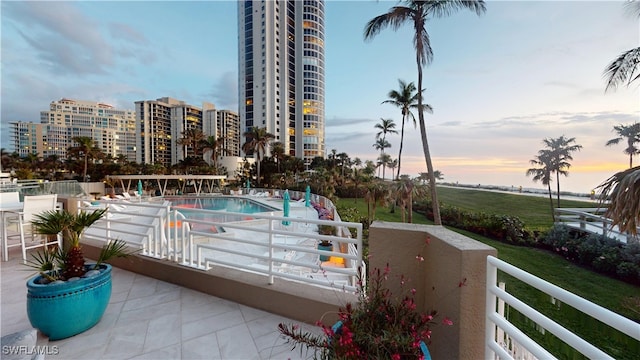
[105,175,227,196]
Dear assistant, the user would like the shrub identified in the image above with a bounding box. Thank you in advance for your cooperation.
[278,266,442,359]
[414,200,533,246]
[543,225,640,284]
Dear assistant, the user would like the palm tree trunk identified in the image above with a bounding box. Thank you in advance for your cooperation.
[408,192,413,224]
[556,172,561,208]
[83,154,88,182]
[397,114,406,180]
[548,183,555,222]
[416,57,442,225]
[630,153,633,169]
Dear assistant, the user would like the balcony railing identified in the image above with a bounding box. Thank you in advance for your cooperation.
[486,255,639,359]
[555,207,639,243]
[80,197,364,292]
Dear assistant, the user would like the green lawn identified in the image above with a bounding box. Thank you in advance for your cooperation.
[336,188,639,322]
[436,186,597,231]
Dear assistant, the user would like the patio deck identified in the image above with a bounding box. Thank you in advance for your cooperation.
[1,249,322,360]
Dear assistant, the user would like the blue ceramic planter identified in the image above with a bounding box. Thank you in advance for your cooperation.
[26,264,112,340]
[318,243,333,262]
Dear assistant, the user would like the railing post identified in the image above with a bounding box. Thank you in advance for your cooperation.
[485,256,498,360]
[268,219,274,285]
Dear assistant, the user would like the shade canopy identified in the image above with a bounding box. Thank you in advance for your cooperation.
[305,185,311,207]
[137,180,143,196]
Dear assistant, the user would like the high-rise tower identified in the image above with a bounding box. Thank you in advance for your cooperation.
[238,0,325,166]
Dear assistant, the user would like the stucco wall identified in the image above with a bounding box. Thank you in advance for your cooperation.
[368,221,497,359]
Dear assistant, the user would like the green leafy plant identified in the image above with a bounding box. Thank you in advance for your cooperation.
[278,265,447,359]
[26,209,133,281]
[317,224,336,246]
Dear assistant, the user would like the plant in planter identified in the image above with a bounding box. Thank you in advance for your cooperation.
[278,265,446,359]
[317,225,336,261]
[25,208,132,340]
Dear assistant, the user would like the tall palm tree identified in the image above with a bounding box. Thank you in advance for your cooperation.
[70,136,98,182]
[606,123,640,168]
[178,129,206,158]
[604,1,640,91]
[365,0,486,225]
[527,150,555,221]
[542,135,582,208]
[242,127,275,186]
[383,79,433,179]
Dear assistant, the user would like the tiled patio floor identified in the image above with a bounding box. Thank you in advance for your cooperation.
[1,249,323,360]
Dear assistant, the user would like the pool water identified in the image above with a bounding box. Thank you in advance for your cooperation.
[171,196,277,214]
[169,197,278,233]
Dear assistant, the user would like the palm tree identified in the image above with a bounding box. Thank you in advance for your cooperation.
[388,158,398,180]
[542,135,583,208]
[201,135,227,170]
[0,148,8,173]
[604,1,640,91]
[365,180,389,224]
[596,165,640,236]
[605,123,640,168]
[377,153,392,180]
[372,138,391,155]
[271,141,286,173]
[526,150,555,221]
[337,152,350,178]
[365,0,486,225]
[178,129,206,158]
[383,79,433,179]
[242,127,275,186]
[70,136,98,182]
[374,118,397,144]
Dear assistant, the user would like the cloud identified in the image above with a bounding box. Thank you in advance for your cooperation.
[208,72,238,110]
[4,2,113,74]
[108,22,148,45]
[325,118,373,127]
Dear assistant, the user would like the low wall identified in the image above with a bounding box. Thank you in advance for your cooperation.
[368,221,497,359]
[81,242,355,326]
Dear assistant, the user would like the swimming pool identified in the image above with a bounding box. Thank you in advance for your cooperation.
[168,196,279,232]
[170,196,278,213]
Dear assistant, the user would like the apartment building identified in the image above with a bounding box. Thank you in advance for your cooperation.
[238,0,326,166]
[11,98,136,161]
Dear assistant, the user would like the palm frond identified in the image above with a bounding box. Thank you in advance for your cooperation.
[596,166,640,235]
[95,239,137,267]
[604,47,640,92]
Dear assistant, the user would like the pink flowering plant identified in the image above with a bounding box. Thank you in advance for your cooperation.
[278,264,448,359]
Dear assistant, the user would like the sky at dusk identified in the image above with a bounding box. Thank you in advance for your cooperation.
[1,0,638,193]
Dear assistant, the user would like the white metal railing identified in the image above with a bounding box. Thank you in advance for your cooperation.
[79,196,363,292]
[554,207,639,243]
[485,255,640,359]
